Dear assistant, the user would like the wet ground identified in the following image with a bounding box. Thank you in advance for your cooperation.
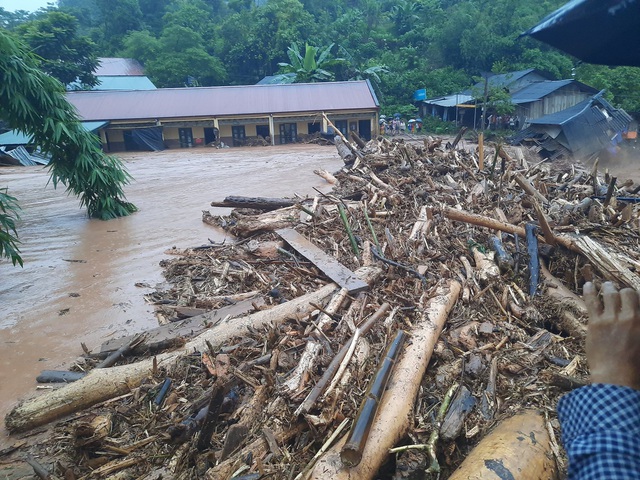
[0,144,343,445]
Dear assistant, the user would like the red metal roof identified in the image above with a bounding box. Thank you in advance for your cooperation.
[94,58,146,76]
[66,81,379,122]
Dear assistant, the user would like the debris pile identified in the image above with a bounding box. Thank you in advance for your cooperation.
[4,131,640,479]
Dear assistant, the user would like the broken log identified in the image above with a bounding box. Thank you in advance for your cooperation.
[441,206,527,237]
[36,370,86,383]
[308,280,461,479]
[448,410,556,480]
[297,303,391,416]
[100,296,262,353]
[314,169,338,185]
[449,126,467,150]
[210,195,298,211]
[555,233,640,291]
[514,172,548,205]
[6,266,381,433]
[233,205,302,236]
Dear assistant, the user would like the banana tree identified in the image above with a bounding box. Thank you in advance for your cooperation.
[274,42,343,83]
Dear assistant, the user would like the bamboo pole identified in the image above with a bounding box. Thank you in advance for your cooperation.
[308,280,461,479]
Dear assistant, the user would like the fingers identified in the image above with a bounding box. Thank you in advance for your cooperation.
[583,282,604,322]
[585,282,640,324]
[619,288,640,323]
[602,282,621,321]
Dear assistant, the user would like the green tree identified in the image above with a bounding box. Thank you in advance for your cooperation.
[336,45,387,95]
[0,30,137,265]
[95,0,143,53]
[16,11,99,88]
[145,25,226,86]
[576,65,640,116]
[275,42,340,83]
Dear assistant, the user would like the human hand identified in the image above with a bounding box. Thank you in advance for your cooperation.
[583,281,640,390]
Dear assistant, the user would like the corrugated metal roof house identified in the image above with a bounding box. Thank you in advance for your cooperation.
[510,91,632,160]
[470,69,550,94]
[65,81,379,151]
[94,58,146,76]
[68,57,157,91]
[510,80,598,126]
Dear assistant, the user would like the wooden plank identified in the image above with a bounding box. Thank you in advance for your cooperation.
[276,228,369,294]
[100,296,264,353]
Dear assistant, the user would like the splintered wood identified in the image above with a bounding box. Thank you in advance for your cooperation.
[5,134,640,480]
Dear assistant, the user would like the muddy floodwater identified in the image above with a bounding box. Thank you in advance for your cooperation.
[0,144,342,442]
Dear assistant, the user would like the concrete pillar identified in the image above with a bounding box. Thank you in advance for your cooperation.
[269,115,275,146]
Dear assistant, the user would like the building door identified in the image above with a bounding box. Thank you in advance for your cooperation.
[204,127,218,145]
[122,130,139,151]
[279,123,297,144]
[358,120,372,141]
[232,125,246,146]
[179,128,193,148]
[308,122,321,134]
[334,120,348,136]
[256,125,270,139]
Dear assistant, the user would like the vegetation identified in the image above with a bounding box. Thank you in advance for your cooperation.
[1,0,640,265]
[0,29,137,265]
[1,0,637,115]
[16,11,99,88]
[0,188,22,267]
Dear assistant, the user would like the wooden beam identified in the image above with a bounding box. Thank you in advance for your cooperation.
[277,228,369,294]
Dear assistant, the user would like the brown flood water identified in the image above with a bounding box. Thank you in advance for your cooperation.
[0,144,342,444]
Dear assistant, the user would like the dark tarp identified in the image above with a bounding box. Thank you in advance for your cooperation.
[524,0,640,67]
[130,127,165,151]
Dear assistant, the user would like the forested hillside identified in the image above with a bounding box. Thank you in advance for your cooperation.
[2,0,639,116]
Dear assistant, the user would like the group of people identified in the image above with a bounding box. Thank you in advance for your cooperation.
[486,114,520,131]
[380,116,422,136]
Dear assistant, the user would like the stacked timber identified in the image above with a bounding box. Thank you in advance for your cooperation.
[4,132,640,479]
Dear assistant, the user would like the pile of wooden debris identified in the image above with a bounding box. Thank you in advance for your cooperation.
[4,127,640,480]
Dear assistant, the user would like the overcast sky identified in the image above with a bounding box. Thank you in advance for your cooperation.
[0,0,56,12]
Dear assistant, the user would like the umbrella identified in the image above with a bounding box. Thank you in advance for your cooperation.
[408,119,416,123]
[394,113,401,118]
[415,118,422,122]
[524,0,640,67]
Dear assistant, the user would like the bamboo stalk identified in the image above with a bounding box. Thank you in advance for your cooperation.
[340,330,407,467]
[363,205,380,249]
[309,280,461,479]
[526,224,539,296]
[338,203,360,256]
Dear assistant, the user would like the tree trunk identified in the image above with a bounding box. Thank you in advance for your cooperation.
[448,410,556,480]
[210,195,298,211]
